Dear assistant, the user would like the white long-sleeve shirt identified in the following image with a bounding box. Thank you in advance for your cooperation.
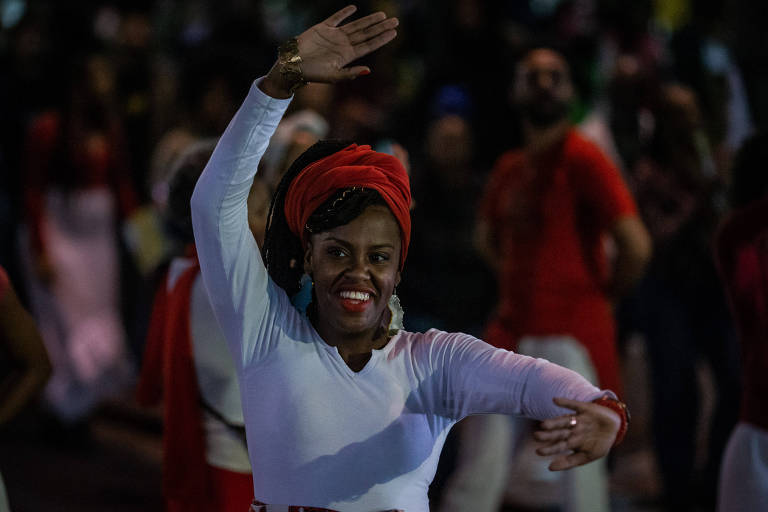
[191,79,608,512]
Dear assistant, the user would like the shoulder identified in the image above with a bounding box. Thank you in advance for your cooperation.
[394,328,484,359]
[564,130,612,164]
[402,328,480,343]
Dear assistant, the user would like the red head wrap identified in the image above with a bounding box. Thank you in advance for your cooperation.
[284,144,411,268]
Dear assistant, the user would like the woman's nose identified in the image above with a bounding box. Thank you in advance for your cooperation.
[345,256,371,278]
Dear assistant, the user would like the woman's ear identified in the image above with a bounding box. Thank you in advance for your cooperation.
[303,241,313,275]
[395,270,401,288]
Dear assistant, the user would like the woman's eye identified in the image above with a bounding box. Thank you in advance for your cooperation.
[327,247,346,258]
[370,253,390,264]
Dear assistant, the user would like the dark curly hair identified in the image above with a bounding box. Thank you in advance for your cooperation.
[166,141,217,244]
[263,140,388,297]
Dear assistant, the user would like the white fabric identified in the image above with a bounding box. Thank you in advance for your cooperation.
[718,422,768,511]
[440,336,609,512]
[167,258,251,473]
[439,413,516,512]
[191,78,608,512]
[519,337,609,512]
[578,103,625,173]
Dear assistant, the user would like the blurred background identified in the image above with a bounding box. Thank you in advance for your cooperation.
[1,0,766,510]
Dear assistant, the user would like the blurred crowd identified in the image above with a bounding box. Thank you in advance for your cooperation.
[1,0,767,511]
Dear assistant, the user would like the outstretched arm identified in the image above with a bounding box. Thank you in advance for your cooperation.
[430,333,626,471]
[191,6,399,367]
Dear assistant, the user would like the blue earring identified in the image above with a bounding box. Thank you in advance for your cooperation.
[291,273,313,317]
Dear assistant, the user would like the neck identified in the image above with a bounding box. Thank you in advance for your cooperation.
[312,312,390,372]
[523,119,570,155]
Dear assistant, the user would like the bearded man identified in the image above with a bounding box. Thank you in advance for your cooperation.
[439,48,651,512]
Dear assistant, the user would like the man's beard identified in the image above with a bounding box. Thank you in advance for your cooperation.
[521,99,569,128]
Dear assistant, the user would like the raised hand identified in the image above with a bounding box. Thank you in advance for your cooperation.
[262,5,398,98]
[533,397,621,471]
[297,5,398,82]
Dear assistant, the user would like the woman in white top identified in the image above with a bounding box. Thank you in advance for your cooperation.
[191,6,628,511]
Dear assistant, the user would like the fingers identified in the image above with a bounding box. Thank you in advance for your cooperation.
[341,11,387,35]
[533,427,571,443]
[348,16,399,45]
[549,450,592,471]
[535,429,586,456]
[536,438,570,456]
[352,28,398,59]
[337,65,371,81]
[540,413,579,431]
[324,5,358,27]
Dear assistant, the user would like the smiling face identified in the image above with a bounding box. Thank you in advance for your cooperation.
[303,204,402,343]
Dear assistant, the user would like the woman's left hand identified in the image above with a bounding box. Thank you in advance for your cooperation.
[533,396,621,471]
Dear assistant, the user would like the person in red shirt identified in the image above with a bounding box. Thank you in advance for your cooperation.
[440,48,651,512]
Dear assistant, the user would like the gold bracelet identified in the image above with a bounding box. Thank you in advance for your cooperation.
[277,37,308,94]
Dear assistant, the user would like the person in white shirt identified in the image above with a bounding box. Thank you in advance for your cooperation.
[191,6,628,512]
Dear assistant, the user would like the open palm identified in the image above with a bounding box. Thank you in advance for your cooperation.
[296,5,399,83]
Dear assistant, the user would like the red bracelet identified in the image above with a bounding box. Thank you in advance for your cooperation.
[592,395,630,446]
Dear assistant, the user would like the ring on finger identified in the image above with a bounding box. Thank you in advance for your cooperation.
[569,416,578,428]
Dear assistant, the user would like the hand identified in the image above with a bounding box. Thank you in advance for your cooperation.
[533,397,621,471]
[262,5,398,97]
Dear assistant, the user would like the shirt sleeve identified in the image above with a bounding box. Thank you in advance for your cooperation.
[423,330,608,421]
[571,134,637,229]
[191,79,293,371]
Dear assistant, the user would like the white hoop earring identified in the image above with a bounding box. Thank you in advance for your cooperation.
[387,291,404,336]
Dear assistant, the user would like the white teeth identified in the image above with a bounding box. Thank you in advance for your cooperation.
[339,291,370,301]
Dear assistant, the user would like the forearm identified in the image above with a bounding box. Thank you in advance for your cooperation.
[443,336,605,420]
[191,77,291,279]
[510,355,608,420]
[0,285,52,424]
[607,216,651,298]
[191,77,292,362]
[608,247,649,298]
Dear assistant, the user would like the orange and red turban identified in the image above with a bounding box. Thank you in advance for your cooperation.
[284,144,411,268]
